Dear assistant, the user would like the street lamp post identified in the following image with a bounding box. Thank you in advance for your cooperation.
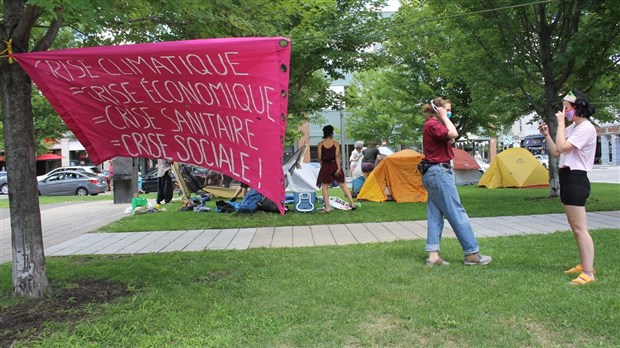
[339,109,347,174]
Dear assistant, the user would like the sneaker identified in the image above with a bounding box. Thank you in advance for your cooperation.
[426,258,450,266]
[463,253,492,266]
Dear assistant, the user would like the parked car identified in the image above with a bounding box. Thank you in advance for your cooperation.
[140,167,177,194]
[37,170,108,196]
[535,154,549,169]
[0,171,7,195]
[38,165,105,181]
[140,164,212,194]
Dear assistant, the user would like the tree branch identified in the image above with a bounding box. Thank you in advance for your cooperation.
[10,4,41,52]
[32,10,63,52]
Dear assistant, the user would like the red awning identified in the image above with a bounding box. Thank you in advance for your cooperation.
[36,154,63,161]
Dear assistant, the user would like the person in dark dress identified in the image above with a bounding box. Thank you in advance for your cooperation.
[316,125,356,212]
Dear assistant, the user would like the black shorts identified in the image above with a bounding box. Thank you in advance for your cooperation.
[559,167,590,206]
[240,183,249,189]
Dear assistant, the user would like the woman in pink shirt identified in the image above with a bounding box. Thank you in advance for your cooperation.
[539,90,597,285]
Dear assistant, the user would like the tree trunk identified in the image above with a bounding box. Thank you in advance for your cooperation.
[544,106,560,198]
[0,60,49,298]
[548,155,560,198]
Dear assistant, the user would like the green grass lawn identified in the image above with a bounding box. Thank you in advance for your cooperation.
[100,183,620,231]
[1,229,619,346]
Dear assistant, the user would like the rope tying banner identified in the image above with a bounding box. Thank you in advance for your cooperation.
[0,39,15,63]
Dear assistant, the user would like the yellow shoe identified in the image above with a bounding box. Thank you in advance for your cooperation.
[570,273,594,285]
[564,264,595,275]
[564,264,582,274]
[570,273,595,286]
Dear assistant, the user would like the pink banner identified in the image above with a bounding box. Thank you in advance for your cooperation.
[14,37,291,213]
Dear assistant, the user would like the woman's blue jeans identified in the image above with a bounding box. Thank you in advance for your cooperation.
[421,164,479,255]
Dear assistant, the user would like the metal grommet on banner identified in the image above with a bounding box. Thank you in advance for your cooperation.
[280,64,287,73]
[281,90,287,98]
[279,39,288,48]
[279,135,284,143]
[280,113,286,121]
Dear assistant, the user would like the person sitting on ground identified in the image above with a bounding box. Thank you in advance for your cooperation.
[230,182,249,202]
[316,125,356,212]
[361,140,381,178]
[205,170,223,186]
[222,174,235,188]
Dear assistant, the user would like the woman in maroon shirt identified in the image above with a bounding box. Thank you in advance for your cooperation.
[420,97,491,266]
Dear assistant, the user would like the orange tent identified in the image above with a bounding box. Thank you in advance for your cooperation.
[357,149,427,203]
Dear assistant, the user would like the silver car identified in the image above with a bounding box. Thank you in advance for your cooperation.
[0,171,7,195]
[37,165,105,181]
[38,170,108,196]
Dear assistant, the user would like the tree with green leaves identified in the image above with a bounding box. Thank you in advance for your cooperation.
[1,0,390,297]
[274,0,390,140]
[345,68,424,147]
[387,0,619,195]
[378,3,496,149]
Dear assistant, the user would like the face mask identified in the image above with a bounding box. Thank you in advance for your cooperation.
[446,112,452,119]
[565,108,575,122]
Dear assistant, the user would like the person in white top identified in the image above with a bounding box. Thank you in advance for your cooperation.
[474,151,483,161]
[349,141,364,176]
[539,90,597,285]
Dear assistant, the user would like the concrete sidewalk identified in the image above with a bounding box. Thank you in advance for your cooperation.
[0,200,126,264]
[1,198,618,263]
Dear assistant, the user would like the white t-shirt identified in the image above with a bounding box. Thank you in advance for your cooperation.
[559,120,597,171]
[350,150,363,165]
